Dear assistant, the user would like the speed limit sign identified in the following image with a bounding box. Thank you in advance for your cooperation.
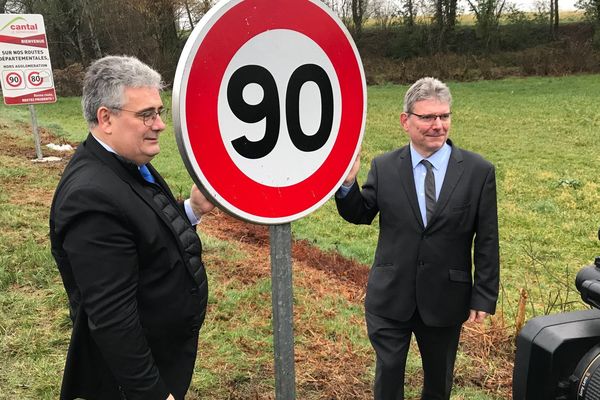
[173,0,366,224]
[5,71,23,88]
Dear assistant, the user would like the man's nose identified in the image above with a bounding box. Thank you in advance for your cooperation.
[152,114,166,131]
[431,116,444,128]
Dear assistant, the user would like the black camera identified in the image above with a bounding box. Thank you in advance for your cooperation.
[513,257,600,399]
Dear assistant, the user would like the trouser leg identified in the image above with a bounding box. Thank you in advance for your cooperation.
[366,311,414,400]
[413,316,462,400]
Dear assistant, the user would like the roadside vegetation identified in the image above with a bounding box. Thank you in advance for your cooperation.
[1,74,599,398]
[2,1,599,93]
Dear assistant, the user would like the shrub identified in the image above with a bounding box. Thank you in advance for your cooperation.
[52,63,85,97]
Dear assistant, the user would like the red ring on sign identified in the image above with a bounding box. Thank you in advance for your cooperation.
[185,0,364,219]
[6,72,22,87]
[28,71,43,86]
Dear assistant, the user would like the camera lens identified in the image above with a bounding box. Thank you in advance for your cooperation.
[573,344,600,399]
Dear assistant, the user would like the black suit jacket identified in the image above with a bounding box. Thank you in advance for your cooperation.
[336,140,499,327]
[50,134,208,399]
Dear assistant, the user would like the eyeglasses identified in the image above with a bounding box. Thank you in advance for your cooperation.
[111,107,168,126]
[408,112,452,124]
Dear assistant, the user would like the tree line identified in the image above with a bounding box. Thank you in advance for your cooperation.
[2,0,600,84]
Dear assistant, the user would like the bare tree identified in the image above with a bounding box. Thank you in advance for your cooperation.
[338,0,354,27]
[127,0,182,80]
[433,0,459,30]
[174,0,213,31]
[466,0,507,50]
[4,0,36,13]
[575,0,600,25]
[553,0,559,32]
[352,0,369,37]
[80,0,102,59]
[432,0,460,49]
[371,0,400,29]
[403,0,415,26]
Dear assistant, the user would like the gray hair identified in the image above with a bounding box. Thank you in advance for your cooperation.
[82,55,164,127]
[403,77,452,113]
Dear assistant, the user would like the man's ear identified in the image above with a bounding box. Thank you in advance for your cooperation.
[96,107,113,133]
[400,112,409,131]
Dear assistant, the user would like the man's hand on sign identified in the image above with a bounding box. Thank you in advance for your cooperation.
[343,147,361,186]
[190,184,215,218]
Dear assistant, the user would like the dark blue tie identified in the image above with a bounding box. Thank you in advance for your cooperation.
[139,164,155,184]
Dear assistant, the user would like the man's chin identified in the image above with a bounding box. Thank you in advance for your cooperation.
[146,146,160,158]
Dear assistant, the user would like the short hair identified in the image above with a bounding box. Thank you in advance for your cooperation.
[82,55,164,127]
[403,77,452,113]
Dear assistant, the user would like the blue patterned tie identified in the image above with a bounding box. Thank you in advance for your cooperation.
[139,164,155,184]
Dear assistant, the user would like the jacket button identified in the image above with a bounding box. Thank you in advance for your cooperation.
[190,287,198,294]
[418,260,425,266]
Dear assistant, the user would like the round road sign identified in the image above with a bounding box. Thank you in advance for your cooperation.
[27,71,43,87]
[173,0,366,224]
[6,72,22,88]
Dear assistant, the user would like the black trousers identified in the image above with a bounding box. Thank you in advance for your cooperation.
[366,310,462,400]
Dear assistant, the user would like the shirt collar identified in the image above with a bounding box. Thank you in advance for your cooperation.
[91,133,141,169]
[91,133,117,155]
[92,133,145,170]
[410,141,451,170]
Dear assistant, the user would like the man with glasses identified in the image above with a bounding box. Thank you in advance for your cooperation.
[50,55,214,400]
[336,77,499,400]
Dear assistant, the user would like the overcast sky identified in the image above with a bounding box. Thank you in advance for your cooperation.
[506,0,577,11]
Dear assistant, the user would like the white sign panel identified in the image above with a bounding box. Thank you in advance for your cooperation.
[0,14,56,105]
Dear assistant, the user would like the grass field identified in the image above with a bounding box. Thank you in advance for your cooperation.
[1,74,599,398]
[365,9,585,27]
[294,74,600,318]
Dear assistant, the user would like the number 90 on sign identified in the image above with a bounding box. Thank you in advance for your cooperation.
[3,71,24,89]
[218,29,342,189]
[227,63,333,159]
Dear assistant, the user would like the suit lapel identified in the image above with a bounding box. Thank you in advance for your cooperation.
[84,134,186,248]
[398,146,425,229]
[428,142,464,226]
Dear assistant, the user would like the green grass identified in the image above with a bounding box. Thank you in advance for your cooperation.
[2,74,599,399]
[295,74,600,319]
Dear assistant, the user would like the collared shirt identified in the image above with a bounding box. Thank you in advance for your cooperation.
[91,134,200,226]
[336,141,452,227]
[410,142,451,226]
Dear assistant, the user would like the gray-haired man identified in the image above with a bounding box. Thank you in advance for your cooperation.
[50,55,214,400]
[336,77,499,399]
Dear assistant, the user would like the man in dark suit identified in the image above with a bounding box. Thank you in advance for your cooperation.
[336,77,499,400]
[50,55,214,400]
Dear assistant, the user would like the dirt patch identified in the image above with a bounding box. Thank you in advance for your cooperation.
[1,122,76,160]
[201,210,368,303]
[200,211,514,399]
[2,124,512,399]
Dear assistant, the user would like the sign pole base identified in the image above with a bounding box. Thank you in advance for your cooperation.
[28,104,43,160]
[270,223,296,399]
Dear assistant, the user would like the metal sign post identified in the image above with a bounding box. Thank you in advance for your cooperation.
[173,0,366,396]
[270,223,296,399]
[28,104,42,160]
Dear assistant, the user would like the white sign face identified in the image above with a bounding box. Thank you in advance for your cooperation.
[173,0,366,225]
[217,29,342,187]
[0,14,56,105]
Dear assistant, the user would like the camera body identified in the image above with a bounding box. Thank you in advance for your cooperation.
[513,258,600,400]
